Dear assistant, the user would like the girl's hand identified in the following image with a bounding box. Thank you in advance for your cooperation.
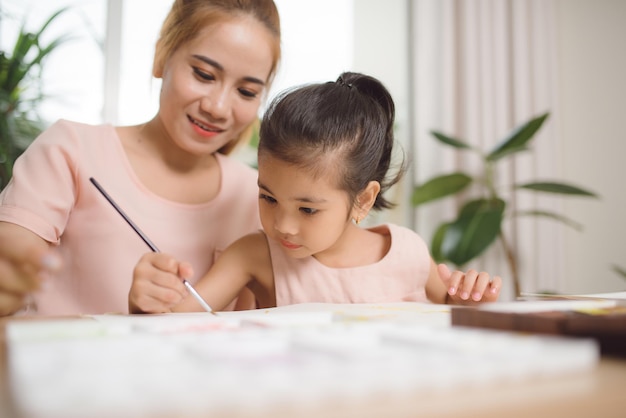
[128,252,194,313]
[438,263,501,304]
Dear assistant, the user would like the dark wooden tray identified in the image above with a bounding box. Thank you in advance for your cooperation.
[451,305,626,357]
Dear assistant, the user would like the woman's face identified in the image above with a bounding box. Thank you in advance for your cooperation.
[157,16,274,156]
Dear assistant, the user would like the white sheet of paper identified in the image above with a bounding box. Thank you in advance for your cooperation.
[7,302,600,418]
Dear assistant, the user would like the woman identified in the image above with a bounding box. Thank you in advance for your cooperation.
[0,0,281,316]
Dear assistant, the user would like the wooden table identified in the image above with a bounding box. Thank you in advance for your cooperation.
[2,316,625,418]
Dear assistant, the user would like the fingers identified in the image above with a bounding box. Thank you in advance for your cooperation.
[446,268,501,303]
[0,223,60,297]
[129,253,191,314]
[0,286,27,316]
[0,247,62,316]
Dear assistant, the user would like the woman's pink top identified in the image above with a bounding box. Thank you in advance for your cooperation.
[0,120,261,315]
[269,223,432,305]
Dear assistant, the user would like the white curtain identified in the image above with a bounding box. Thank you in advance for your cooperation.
[409,0,563,300]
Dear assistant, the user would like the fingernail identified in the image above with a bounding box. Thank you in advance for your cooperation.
[460,291,469,300]
[472,292,481,301]
[490,287,498,293]
[448,286,457,295]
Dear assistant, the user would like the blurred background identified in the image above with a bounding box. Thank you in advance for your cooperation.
[1,0,624,300]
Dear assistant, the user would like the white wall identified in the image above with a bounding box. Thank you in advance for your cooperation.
[352,0,411,228]
[556,0,626,293]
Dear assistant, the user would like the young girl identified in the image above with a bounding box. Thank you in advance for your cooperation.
[0,0,281,316]
[129,72,501,313]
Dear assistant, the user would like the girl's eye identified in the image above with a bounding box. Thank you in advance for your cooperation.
[193,67,214,81]
[259,194,276,204]
[299,207,318,215]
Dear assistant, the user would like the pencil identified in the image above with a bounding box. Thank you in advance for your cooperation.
[89,177,216,315]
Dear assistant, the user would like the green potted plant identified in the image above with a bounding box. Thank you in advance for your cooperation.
[411,112,599,297]
[0,7,69,190]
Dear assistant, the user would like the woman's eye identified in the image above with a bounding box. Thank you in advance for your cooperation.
[299,207,318,215]
[193,67,214,81]
[238,88,258,99]
[259,194,276,204]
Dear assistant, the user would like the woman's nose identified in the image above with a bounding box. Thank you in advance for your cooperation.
[200,87,230,120]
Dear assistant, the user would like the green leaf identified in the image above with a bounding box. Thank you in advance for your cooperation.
[430,223,449,263]
[440,198,505,266]
[0,7,70,191]
[517,182,598,198]
[412,173,472,206]
[485,145,529,161]
[612,264,626,279]
[431,130,473,150]
[514,209,584,231]
[487,112,549,161]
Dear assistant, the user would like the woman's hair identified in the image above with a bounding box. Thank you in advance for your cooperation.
[154,0,281,154]
[259,72,406,211]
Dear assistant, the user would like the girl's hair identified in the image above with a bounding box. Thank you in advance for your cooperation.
[259,72,405,211]
[154,0,281,154]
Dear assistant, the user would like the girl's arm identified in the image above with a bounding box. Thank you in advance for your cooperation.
[425,259,501,304]
[176,232,273,312]
[129,232,272,313]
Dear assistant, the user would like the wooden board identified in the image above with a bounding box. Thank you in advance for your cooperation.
[451,305,626,357]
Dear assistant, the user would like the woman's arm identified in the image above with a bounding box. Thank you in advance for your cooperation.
[0,222,60,316]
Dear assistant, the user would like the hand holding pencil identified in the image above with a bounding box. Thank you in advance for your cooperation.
[89,177,216,314]
[129,252,212,314]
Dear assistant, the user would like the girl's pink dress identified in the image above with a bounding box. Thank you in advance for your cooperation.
[268,223,432,305]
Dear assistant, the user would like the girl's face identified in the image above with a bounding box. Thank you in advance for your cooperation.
[156,16,274,156]
[257,154,357,262]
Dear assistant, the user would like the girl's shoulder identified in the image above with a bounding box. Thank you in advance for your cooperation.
[228,231,269,257]
[368,223,429,255]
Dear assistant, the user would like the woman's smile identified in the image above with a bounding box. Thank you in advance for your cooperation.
[188,115,224,138]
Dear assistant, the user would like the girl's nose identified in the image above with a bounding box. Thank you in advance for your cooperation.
[273,212,298,236]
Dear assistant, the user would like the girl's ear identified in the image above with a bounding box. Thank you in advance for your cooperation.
[352,181,381,223]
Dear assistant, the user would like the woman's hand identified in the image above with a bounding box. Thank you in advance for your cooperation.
[0,222,61,316]
[438,263,501,304]
[128,252,194,314]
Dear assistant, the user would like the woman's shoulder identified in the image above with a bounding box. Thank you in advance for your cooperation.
[33,119,116,148]
[215,153,258,176]
[215,153,259,194]
[48,119,114,134]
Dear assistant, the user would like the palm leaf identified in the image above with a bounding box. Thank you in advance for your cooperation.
[440,198,505,266]
[517,181,599,198]
[431,130,473,150]
[487,112,549,161]
[514,209,584,231]
[412,173,472,206]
